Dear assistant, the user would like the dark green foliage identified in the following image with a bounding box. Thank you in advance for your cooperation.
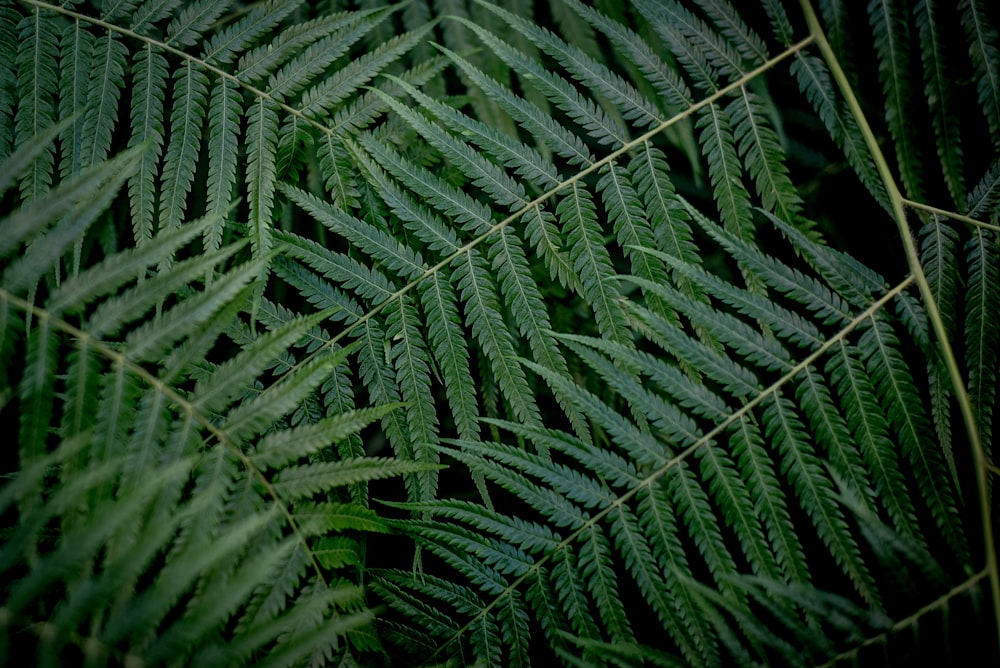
[1,0,997,666]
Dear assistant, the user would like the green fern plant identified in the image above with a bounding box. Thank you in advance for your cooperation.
[0,125,436,664]
[0,0,997,666]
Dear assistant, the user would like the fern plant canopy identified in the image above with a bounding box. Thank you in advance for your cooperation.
[0,0,998,665]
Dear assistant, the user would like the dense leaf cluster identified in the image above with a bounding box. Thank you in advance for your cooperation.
[0,0,997,666]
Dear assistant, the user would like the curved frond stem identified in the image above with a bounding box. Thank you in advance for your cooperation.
[815,568,990,668]
[798,0,1000,648]
[902,197,1000,232]
[0,288,331,591]
[421,274,917,664]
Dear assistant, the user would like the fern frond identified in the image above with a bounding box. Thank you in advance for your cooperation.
[627,144,702,288]
[371,570,483,656]
[128,44,168,243]
[696,0,770,65]
[457,15,628,148]
[5,457,194,615]
[287,148,549,445]
[201,0,300,66]
[764,394,878,604]
[2,144,144,294]
[0,115,66,203]
[727,412,811,586]
[598,161,675,320]
[287,183,470,459]
[390,497,562,555]
[684,200,854,323]
[386,295,441,500]
[795,368,879,516]
[48,212,223,315]
[581,523,636,643]
[355,119,586,436]
[636,478,721,665]
[960,0,1000,149]
[158,61,208,235]
[222,345,349,441]
[637,245,821,348]
[816,0,855,70]
[621,295,813,586]
[697,103,754,240]
[565,337,783,583]
[16,316,57,467]
[3,1,995,664]
[87,242,247,340]
[918,213,961,478]
[915,0,967,206]
[420,272,480,441]
[567,0,700,181]
[726,85,804,225]
[295,23,432,122]
[14,5,60,200]
[246,96,279,267]
[868,0,925,200]
[767,212,887,307]
[80,31,128,168]
[253,405,398,470]
[478,0,663,131]
[440,43,593,167]
[197,584,371,668]
[192,308,335,415]
[265,14,382,103]
[130,0,182,32]
[204,77,240,243]
[790,52,891,210]
[860,315,968,553]
[0,6,18,158]
[382,73,561,192]
[236,9,370,83]
[123,258,264,363]
[273,458,439,501]
[964,225,999,463]
[559,182,631,342]
[635,0,746,88]
[279,228,397,304]
[456,250,546,429]
[58,18,94,179]
[525,358,744,603]
[165,0,234,48]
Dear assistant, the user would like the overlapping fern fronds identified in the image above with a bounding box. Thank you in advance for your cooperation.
[0,1,437,663]
[0,125,436,663]
[1,0,998,666]
[330,0,993,665]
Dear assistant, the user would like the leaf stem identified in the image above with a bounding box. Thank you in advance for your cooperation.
[902,198,1000,232]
